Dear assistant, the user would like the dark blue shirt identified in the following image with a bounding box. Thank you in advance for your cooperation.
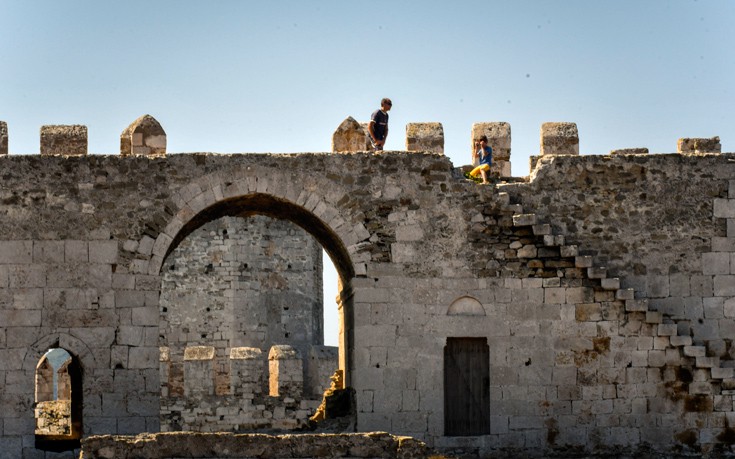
[478,146,492,166]
[370,110,389,141]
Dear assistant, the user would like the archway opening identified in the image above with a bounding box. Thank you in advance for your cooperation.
[158,193,355,432]
[34,348,83,451]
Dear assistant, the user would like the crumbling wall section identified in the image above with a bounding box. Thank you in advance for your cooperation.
[81,432,429,459]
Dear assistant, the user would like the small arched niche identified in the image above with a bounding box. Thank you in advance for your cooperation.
[447,296,486,316]
[35,348,83,450]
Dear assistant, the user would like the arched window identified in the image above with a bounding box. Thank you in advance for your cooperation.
[35,348,83,450]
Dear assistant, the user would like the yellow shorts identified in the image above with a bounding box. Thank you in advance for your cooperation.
[469,164,490,177]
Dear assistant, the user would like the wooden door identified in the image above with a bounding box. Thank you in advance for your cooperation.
[444,337,490,436]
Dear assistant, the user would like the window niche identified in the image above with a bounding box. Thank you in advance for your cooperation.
[34,348,83,451]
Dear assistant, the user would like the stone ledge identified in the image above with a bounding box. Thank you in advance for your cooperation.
[81,432,429,458]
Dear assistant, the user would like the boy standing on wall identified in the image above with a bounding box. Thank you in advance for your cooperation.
[368,98,392,150]
[469,135,493,184]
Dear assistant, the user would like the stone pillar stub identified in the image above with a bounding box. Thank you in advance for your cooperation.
[40,125,87,156]
[540,122,579,156]
[609,148,649,155]
[120,114,166,157]
[268,344,303,398]
[472,122,511,177]
[332,116,371,152]
[0,121,7,155]
[677,136,721,154]
[230,347,264,396]
[183,345,215,396]
[406,122,444,154]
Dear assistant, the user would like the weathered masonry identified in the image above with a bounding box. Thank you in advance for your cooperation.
[0,119,733,458]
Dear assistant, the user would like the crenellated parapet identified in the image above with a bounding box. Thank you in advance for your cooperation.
[0,121,7,155]
[678,136,721,154]
[40,125,87,156]
[160,344,337,432]
[405,123,444,154]
[120,114,166,157]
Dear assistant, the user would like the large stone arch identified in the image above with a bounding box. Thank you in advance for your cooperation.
[149,170,364,383]
[148,168,367,280]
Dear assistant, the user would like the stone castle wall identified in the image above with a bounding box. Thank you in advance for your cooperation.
[0,140,732,457]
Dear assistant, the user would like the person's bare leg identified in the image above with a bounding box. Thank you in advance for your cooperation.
[480,169,489,184]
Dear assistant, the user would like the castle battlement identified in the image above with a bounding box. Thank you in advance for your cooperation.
[159,344,336,431]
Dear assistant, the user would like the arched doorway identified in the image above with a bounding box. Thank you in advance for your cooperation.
[157,193,355,431]
[34,347,83,451]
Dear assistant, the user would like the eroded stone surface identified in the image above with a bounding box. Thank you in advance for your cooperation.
[120,114,166,156]
[609,147,649,155]
[0,151,732,458]
[540,122,579,156]
[405,122,444,154]
[81,432,429,459]
[678,136,721,154]
[40,124,87,156]
[332,116,371,152]
[0,121,7,155]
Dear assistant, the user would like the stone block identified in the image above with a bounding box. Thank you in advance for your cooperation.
[121,115,166,156]
[512,214,537,226]
[609,148,649,155]
[405,122,444,154]
[132,306,158,326]
[601,278,620,290]
[683,345,706,357]
[65,240,88,262]
[656,324,677,336]
[725,297,735,318]
[712,237,735,252]
[471,122,511,161]
[588,267,607,279]
[648,275,670,298]
[625,299,648,312]
[40,125,87,156]
[566,287,594,304]
[714,275,735,296]
[714,198,735,219]
[703,252,730,274]
[576,303,601,321]
[688,382,713,395]
[712,367,734,379]
[670,335,692,346]
[645,311,663,324]
[0,241,32,264]
[0,121,7,155]
[32,241,64,264]
[540,122,579,156]
[128,347,159,369]
[332,116,370,152]
[696,356,719,368]
[560,245,578,257]
[677,136,721,153]
[395,224,424,242]
[89,240,118,264]
[268,345,303,397]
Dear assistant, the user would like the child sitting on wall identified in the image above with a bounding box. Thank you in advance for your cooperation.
[469,135,492,184]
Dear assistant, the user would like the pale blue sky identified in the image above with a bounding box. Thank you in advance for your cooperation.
[2,1,733,345]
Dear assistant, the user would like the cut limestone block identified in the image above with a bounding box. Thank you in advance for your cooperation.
[120,114,166,156]
[0,121,7,155]
[40,125,87,156]
[406,122,444,154]
[609,148,649,155]
[540,122,579,156]
[678,136,721,154]
[332,116,371,152]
